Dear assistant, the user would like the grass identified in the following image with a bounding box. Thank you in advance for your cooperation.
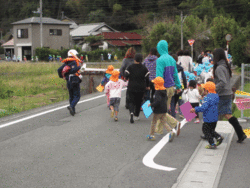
[0,61,122,118]
[0,62,69,118]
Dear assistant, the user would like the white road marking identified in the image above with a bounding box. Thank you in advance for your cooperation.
[0,94,105,129]
[0,88,127,129]
[142,119,188,171]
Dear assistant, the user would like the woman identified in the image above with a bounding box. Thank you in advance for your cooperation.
[125,53,150,123]
[120,47,136,109]
[213,48,246,143]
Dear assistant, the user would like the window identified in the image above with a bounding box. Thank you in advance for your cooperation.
[49,29,62,36]
[17,29,28,38]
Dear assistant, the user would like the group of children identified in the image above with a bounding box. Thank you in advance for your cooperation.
[99,54,223,149]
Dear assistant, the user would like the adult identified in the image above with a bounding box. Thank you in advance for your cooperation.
[179,50,194,72]
[120,47,136,109]
[170,54,187,118]
[58,49,82,116]
[142,47,158,101]
[213,48,247,143]
[156,40,182,109]
[176,50,184,65]
[125,53,150,123]
[197,51,204,64]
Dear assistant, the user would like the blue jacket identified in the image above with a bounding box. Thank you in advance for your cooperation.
[195,93,219,123]
[156,40,181,89]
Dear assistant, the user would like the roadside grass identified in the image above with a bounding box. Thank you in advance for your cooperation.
[0,62,68,118]
[0,61,121,118]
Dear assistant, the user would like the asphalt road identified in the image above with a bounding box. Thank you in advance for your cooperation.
[0,90,249,188]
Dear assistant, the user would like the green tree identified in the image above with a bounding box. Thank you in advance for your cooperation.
[210,15,239,48]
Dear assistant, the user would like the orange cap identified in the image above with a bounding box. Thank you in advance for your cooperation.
[106,65,114,74]
[152,77,166,90]
[201,81,216,93]
[110,70,120,82]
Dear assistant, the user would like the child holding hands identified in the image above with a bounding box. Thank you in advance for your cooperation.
[190,82,223,149]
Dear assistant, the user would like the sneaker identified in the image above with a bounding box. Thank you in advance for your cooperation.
[67,106,75,116]
[194,119,200,124]
[205,144,217,149]
[114,117,118,121]
[147,135,155,141]
[134,116,140,121]
[169,132,175,142]
[110,110,114,118]
[237,134,247,143]
[130,113,134,123]
[216,136,224,146]
[176,122,181,136]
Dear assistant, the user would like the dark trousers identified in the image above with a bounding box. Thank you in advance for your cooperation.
[144,81,155,102]
[202,122,221,145]
[128,91,144,117]
[170,93,183,118]
[67,82,81,113]
[191,102,200,118]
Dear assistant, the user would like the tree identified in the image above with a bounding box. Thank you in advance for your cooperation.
[210,15,239,48]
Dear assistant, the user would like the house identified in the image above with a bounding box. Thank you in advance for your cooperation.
[70,22,118,50]
[91,32,143,52]
[11,17,70,60]
[1,38,14,59]
[61,15,78,31]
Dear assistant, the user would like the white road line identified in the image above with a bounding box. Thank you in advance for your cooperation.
[142,119,188,171]
[0,94,106,129]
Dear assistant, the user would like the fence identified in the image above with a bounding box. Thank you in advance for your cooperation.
[240,63,250,119]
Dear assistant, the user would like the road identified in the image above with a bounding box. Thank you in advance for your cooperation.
[0,90,249,188]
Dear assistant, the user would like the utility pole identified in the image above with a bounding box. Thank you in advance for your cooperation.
[181,11,187,50]
[33,0,43,47]
[40,0,43,48]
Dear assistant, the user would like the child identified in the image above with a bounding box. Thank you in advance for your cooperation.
[190,82,223,149]
[104,70,127,121]
[203,65,213,83]
[185,80,202,123]
[100,65,114,107]
[147,77,181,141]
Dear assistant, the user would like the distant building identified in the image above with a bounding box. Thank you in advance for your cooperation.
[11,17,70,60]
[90,32,143,52]
[1,38,14,58]
[70,22,118,50]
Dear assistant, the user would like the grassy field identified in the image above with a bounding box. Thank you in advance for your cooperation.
[0,62,71,118]
[0,61,122,118]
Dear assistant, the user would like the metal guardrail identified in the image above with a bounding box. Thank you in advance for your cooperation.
[240,63,250,119]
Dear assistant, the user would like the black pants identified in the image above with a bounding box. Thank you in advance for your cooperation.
[202,122,221,145]
[128,91,144,117]
[191,102,200,118]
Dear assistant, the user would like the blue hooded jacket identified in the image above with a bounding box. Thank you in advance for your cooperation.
[156,40,181,89]
[195,93,219,123]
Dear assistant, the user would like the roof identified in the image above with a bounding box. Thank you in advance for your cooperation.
[1,38,14,47]
[61,16,78,29]
[12,17,70,25]
[70,22,117,37]
[98,32,142,40]
[107,40,142,46]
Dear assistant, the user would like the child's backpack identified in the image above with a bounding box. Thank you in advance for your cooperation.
[58,64,70,79]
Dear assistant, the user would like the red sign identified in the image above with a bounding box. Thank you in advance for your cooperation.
[188,39,195,46]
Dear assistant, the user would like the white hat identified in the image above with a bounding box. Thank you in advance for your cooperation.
[68,49,78,57]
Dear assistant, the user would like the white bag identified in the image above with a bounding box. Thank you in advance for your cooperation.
[181,89,189,103]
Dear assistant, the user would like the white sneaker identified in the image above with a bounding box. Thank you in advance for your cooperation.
[134,116,140,121]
